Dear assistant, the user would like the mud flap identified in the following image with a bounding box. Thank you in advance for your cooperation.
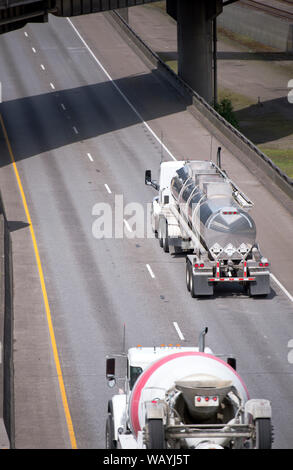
[192,273,214,296]
[249,273,270,296]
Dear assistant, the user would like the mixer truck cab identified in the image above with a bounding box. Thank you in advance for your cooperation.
[127,344,212,389]
[145,157,271,298]
[105,328,273,450]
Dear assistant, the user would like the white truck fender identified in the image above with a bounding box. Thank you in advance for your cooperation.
[245,399,272,420]
[112,394,127,441]
[152,197,161,232]
[145,401,166,421]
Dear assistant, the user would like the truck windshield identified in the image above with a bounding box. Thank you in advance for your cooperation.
[130,366,143,389]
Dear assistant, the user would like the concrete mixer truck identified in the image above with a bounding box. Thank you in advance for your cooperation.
[105,328,272,449]
[145,155,270,297]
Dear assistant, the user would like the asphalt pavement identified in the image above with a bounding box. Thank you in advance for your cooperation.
[0,12,292,449]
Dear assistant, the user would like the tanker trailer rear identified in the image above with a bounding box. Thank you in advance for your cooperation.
[145,158,270,297]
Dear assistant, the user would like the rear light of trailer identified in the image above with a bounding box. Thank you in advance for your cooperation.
[195,396,219,407]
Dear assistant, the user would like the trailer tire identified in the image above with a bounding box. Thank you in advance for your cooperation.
[163,223,169,253]
[105,414,117,449]
[189,271,196,298]
[186,262,191,292]
[147,419,166,449]
[158,228,163,248]
[255,418,272,449]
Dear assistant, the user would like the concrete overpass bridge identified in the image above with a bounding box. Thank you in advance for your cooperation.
[0,0,238,103]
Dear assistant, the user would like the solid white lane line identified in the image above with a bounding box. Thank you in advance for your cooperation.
[104,184,112,194]
[50,82,55,90]
[146,264,155,279]
[40,64,45,70]
[61,103,66,111]
[73,126,79,134]
[87,152,94,162]
[173,322,185,341]
[68,18,293,306]
[270,273,293,303]
[67,18,176,162]
[32,47,36,53]
[123,219,132,232]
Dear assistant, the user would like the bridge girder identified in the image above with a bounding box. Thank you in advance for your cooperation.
[0,0,158,34]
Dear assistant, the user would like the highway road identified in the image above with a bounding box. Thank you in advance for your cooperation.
[0,12,292,449]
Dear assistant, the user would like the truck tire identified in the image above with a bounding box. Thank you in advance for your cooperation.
[189,271,196,298]
[147,419,166,449]
[158,227,163,248]
[163,223,169,253]
[186,262,191,292]
[105,414,116,449]
[255,418,272,449]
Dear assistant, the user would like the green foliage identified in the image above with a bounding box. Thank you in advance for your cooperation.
[214,98,239,129]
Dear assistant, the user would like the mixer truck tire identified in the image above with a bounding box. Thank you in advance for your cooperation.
[147,419,166,449]
[105,414,116,449]
[254,418,272,449]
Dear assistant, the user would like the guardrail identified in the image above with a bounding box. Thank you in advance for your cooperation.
[109,10,293,203]
[0,191,13,448]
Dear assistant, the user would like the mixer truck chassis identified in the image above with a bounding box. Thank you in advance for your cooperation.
[105,328,273,449]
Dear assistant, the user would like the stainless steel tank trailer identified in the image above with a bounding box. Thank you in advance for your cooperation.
[145,152,270,297]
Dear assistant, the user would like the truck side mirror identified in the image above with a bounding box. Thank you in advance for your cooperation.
[145,170,152,185]
[106,357,116,388]
[227,357,237,370]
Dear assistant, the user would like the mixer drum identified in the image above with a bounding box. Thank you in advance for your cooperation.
[128,352,249,436]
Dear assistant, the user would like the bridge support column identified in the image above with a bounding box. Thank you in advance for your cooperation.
[176,0,222,104]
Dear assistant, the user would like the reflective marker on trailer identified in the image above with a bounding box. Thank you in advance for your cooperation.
[208,277,256,282]
[216,261,220,279]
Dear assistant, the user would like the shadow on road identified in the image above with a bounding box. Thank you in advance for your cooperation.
[8,221,30,232]
[0,68,191,166]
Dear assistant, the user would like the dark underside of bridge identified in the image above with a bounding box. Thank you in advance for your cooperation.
[0,0,160,34]
[0,0,237,103]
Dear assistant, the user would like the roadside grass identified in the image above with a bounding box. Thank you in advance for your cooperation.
[258,148,293,178]
[217,27,277,53]
[145,1,166,11]
[218,88,255,111]
[237,111,293,144]
[158,54,177,73]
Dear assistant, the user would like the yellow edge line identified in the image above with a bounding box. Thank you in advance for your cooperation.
[0,113,77,449]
